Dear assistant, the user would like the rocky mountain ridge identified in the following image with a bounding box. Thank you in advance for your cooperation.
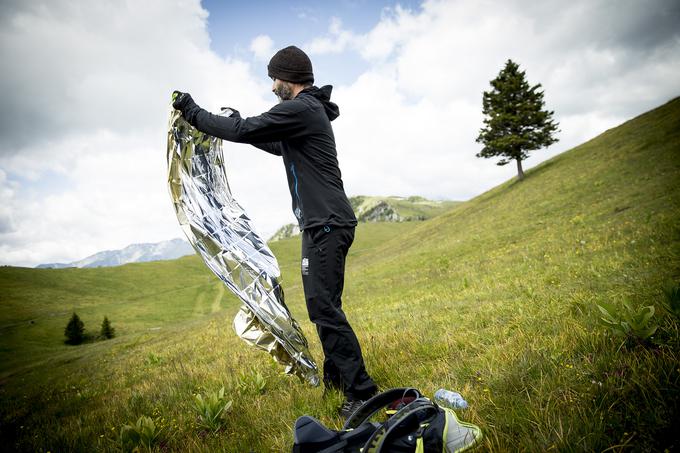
[270,195,459,241]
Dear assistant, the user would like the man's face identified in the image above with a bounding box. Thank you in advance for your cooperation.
[272,78,294,102]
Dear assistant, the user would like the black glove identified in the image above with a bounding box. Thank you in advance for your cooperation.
[172,91,194,113]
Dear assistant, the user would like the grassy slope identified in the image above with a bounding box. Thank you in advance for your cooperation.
[1,98,679,451]
[0,255,227,373]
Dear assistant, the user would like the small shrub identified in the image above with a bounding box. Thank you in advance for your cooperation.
[100,316,115,339]
[192,386,232,433]
[662,283,680,318]
[252,372,267,393]
[235,371,267,394]
[120,415,162,452]
[64,312,85,345]
[597,301,657,345]
[145,352,163,366]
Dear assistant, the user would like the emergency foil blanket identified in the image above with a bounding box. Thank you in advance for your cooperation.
[166,108,319,386]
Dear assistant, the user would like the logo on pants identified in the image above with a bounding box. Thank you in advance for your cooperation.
[301,257,309,276]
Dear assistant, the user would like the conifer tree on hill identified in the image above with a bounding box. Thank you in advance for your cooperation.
[64,312,85,345]
[476,59,559,180]
[100,316,115,339]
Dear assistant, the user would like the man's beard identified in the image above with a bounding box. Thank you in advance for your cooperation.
[274,82,294,102]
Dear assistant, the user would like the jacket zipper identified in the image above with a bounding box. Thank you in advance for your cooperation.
[290,162,303,220]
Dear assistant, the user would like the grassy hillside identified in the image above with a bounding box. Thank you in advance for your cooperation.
[0,255,240,373]
[1,97,679,451]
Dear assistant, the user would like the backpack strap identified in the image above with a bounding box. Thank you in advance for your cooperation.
[293,415,341,453]
[343,388,422,430]
[315,440,346,453]
[315,423,381,453]
[363,398,440,453]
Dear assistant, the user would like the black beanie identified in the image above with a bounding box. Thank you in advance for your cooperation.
[267,46,314,84]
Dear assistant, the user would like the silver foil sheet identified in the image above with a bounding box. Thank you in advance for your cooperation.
[166,107,319,386]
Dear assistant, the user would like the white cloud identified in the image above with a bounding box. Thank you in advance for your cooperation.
[360,5,425,61]
[333,71,501,201]
[0,169,16,234]
[306,17,360,55]
[250,34,274,61]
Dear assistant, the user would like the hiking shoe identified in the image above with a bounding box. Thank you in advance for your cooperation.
[339,398,366,419]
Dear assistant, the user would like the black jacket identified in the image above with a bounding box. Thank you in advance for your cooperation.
[183,85,357,231]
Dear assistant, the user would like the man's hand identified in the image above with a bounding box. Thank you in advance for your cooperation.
[172,91,194,113]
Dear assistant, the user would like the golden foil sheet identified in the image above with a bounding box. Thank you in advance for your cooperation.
[166,107,319,386]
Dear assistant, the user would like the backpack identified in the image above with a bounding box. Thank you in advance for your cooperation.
[292,388,482,453]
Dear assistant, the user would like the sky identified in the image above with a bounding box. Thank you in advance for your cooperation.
[1,0,679,267]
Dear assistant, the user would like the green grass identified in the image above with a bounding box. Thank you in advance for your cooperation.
[1,97,679,451]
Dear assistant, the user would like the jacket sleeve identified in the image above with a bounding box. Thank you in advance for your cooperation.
[183,99,308,144]
[251,142,282,156]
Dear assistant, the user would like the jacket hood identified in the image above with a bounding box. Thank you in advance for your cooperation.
[301,85,339,121]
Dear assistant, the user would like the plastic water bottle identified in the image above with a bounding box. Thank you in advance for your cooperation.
[434,389,469,409]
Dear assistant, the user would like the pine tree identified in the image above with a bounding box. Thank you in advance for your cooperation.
[100,316,115,339]
[64,312,85,345]
[476,59,559,180]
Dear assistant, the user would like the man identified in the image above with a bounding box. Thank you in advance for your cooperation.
[172,45,377,417]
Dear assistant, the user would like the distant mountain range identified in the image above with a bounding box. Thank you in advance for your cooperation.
[269,195,460,241]
[36,238,195,269]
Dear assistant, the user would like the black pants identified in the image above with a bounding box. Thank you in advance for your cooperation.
[301,225,377,400]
